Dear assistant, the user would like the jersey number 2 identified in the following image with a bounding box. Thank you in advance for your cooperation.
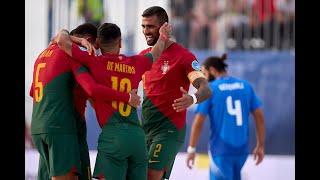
[111,76,132,117]
[226,96,243,126]
[34,63,46,102]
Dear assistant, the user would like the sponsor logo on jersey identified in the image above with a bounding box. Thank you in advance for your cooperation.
[161,60,170,74]
[191,60,201,71]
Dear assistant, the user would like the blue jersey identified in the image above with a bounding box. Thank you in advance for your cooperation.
[196,76,262,156]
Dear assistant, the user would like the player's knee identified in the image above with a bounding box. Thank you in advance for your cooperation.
[147,169,164,180]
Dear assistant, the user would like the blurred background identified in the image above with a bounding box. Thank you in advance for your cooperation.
[25,0,295,179]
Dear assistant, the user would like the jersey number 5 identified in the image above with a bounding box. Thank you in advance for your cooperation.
[226,96,243,126]
[34,63,46,102]
[111,76,132,117]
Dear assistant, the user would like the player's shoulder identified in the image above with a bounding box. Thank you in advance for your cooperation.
[174,43,195,56]
[139,47,152,55]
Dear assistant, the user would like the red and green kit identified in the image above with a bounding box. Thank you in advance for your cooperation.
[139,42,201,179]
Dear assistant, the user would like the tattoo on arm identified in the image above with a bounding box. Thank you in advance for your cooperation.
[192,78,212,103]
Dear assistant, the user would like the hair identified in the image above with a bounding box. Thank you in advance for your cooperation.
[70,23,97,39]
[142,6,169,24]
[97,23,121,45]
[202,53,228,72]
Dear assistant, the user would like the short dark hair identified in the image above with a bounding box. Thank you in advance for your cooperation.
[97,23,121,45]
[142,6,168,24]
[70,23,97,39]
[203,53,228,72]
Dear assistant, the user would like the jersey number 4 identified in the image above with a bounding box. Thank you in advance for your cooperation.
[226,96,243,126]
[111,76,132,117]
[34,63,46,102]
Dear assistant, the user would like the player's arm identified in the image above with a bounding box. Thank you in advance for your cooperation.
[252,108,265,165]
[55,29,96,66]
[173,74,212,112]
[147,22,172,62]
[186,113,206,169]
[71,62,141,107]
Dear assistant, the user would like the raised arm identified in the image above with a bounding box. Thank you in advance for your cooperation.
[55,29,96,65]
[149,22,172,61]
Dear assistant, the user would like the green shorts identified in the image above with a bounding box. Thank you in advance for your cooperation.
[93,123,148,180]
[146,130,185,179]
[77,123,92,180]
[31,133,81,179]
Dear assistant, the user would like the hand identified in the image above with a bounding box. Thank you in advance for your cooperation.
[172,87,194,112]
[80,38,96,56]
[159,22,172,41]
[186,152,196,169]
[253,145,264,165]
[128,89,141,108]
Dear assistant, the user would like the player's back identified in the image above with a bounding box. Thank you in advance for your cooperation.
[31,44,77,134]
[86,53,152,127]
[208,76,260,155]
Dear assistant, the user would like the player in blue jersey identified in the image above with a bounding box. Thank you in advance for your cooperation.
[186,54,266,180]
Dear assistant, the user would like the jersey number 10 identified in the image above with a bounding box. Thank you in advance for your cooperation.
[226,96,243,126]
[111,76,132,117]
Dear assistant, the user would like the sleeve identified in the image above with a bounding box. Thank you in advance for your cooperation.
[69,60,130,103]
[249,84,262,112]
[29,82,34,97]
[71,43,96,66]
[195,98,211,117]
[182,53,206,83]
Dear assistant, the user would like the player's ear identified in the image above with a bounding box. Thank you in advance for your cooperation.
[209,67,216,76]
[96,38,101,48]
[119,38,122,48]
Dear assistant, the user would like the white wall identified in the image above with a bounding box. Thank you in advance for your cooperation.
[25,0,48,124]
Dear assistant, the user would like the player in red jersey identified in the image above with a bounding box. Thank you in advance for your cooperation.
[139,6,212,180]
[55,22,171,180]
[30,27,139,180]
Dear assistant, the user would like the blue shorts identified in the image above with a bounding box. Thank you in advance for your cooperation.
[209,152,248,180]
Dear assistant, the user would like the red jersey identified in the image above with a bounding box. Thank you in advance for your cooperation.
[30,44,129,134]
[139,43,201,138]
[71,43,153,127]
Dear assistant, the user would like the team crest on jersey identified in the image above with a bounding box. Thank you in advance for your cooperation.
[191,60,201,71]
[161,60,170,74]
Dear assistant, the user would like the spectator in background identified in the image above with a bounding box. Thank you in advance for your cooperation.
[188,0,210,49]
[170,0,194,48]
[186,54,266,180]
[78,0,104,27]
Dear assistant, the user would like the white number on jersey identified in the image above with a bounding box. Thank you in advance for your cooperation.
[226,96,243,126]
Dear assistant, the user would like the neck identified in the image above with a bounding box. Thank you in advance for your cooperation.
[101,47,119,55]
[215,72,227,78]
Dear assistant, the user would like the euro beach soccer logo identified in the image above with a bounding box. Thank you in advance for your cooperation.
[191,60,201,71]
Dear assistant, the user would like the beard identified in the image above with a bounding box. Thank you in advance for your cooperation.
[145,32,160,46]
[146,36,159,46]
[208,74,216,82]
